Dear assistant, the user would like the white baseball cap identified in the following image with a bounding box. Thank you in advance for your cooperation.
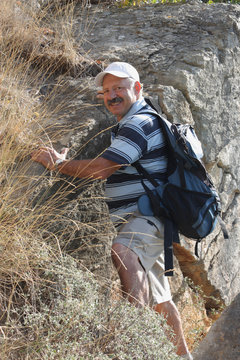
[95,62,140,87]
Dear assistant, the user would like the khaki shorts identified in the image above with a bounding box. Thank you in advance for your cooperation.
[113,211,172,306]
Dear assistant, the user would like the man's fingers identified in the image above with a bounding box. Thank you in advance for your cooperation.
[31,147,54,162]
[60,147,69,158]
[31,148,44,159]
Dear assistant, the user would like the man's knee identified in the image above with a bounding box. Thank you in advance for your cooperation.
[111,243,147,278]
[111,243,127,267]
[111,243,133,267]
[111,243,149,306]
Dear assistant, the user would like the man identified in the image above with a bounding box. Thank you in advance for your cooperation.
[31,62,193,359]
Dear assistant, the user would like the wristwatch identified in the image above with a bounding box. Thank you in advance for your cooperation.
[55,158,65,170]
[55,159,65,165]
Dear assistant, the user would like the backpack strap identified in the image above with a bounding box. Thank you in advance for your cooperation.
[133,162,167,219]
[132,120,180,276]
[133,161,159,188]
[164,218,180,276]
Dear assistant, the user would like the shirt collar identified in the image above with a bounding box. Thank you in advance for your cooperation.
[118,97,147,127]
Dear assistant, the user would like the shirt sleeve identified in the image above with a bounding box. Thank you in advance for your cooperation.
[101,122,148,165]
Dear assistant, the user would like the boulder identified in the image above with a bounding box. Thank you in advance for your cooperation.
[193,293,240,360]
[73,1,240,306]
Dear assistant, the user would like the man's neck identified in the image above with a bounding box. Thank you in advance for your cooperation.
[116,96,144,122]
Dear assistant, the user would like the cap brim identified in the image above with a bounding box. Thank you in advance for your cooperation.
[95,70,130,87]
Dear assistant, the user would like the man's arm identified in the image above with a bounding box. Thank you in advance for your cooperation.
[57,157,122,179]
[31,147,122,180]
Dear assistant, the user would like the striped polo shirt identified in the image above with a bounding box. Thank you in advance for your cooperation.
[101,98,168,223]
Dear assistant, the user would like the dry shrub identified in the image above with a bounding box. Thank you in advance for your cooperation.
[0,255,180,360]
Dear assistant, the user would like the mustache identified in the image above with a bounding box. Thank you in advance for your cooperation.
[107,97,123,106]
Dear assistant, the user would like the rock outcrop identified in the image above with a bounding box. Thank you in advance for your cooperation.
[193,293,240,360]
[73,1,240,305]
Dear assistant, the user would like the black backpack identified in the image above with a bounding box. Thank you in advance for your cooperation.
[134,98,228,276]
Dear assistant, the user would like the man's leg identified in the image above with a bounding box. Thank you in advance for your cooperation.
[111,213,192,358]
[154,301,190,357]
[111,242,149,307]
[112,242,191,358]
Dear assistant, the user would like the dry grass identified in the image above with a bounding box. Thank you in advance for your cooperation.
[0,2,106,357]
[0,0,95,75]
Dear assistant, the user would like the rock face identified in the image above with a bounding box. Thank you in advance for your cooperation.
[193,293,240,360]
[73,2,240,305]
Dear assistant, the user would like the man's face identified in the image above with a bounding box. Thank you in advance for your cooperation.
[102,74,139,121]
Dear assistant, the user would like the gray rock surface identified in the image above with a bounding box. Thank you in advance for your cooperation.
[193,293,240,360]
[73,1,240,306]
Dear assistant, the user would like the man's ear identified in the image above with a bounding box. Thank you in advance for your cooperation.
[134,81,141,95]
